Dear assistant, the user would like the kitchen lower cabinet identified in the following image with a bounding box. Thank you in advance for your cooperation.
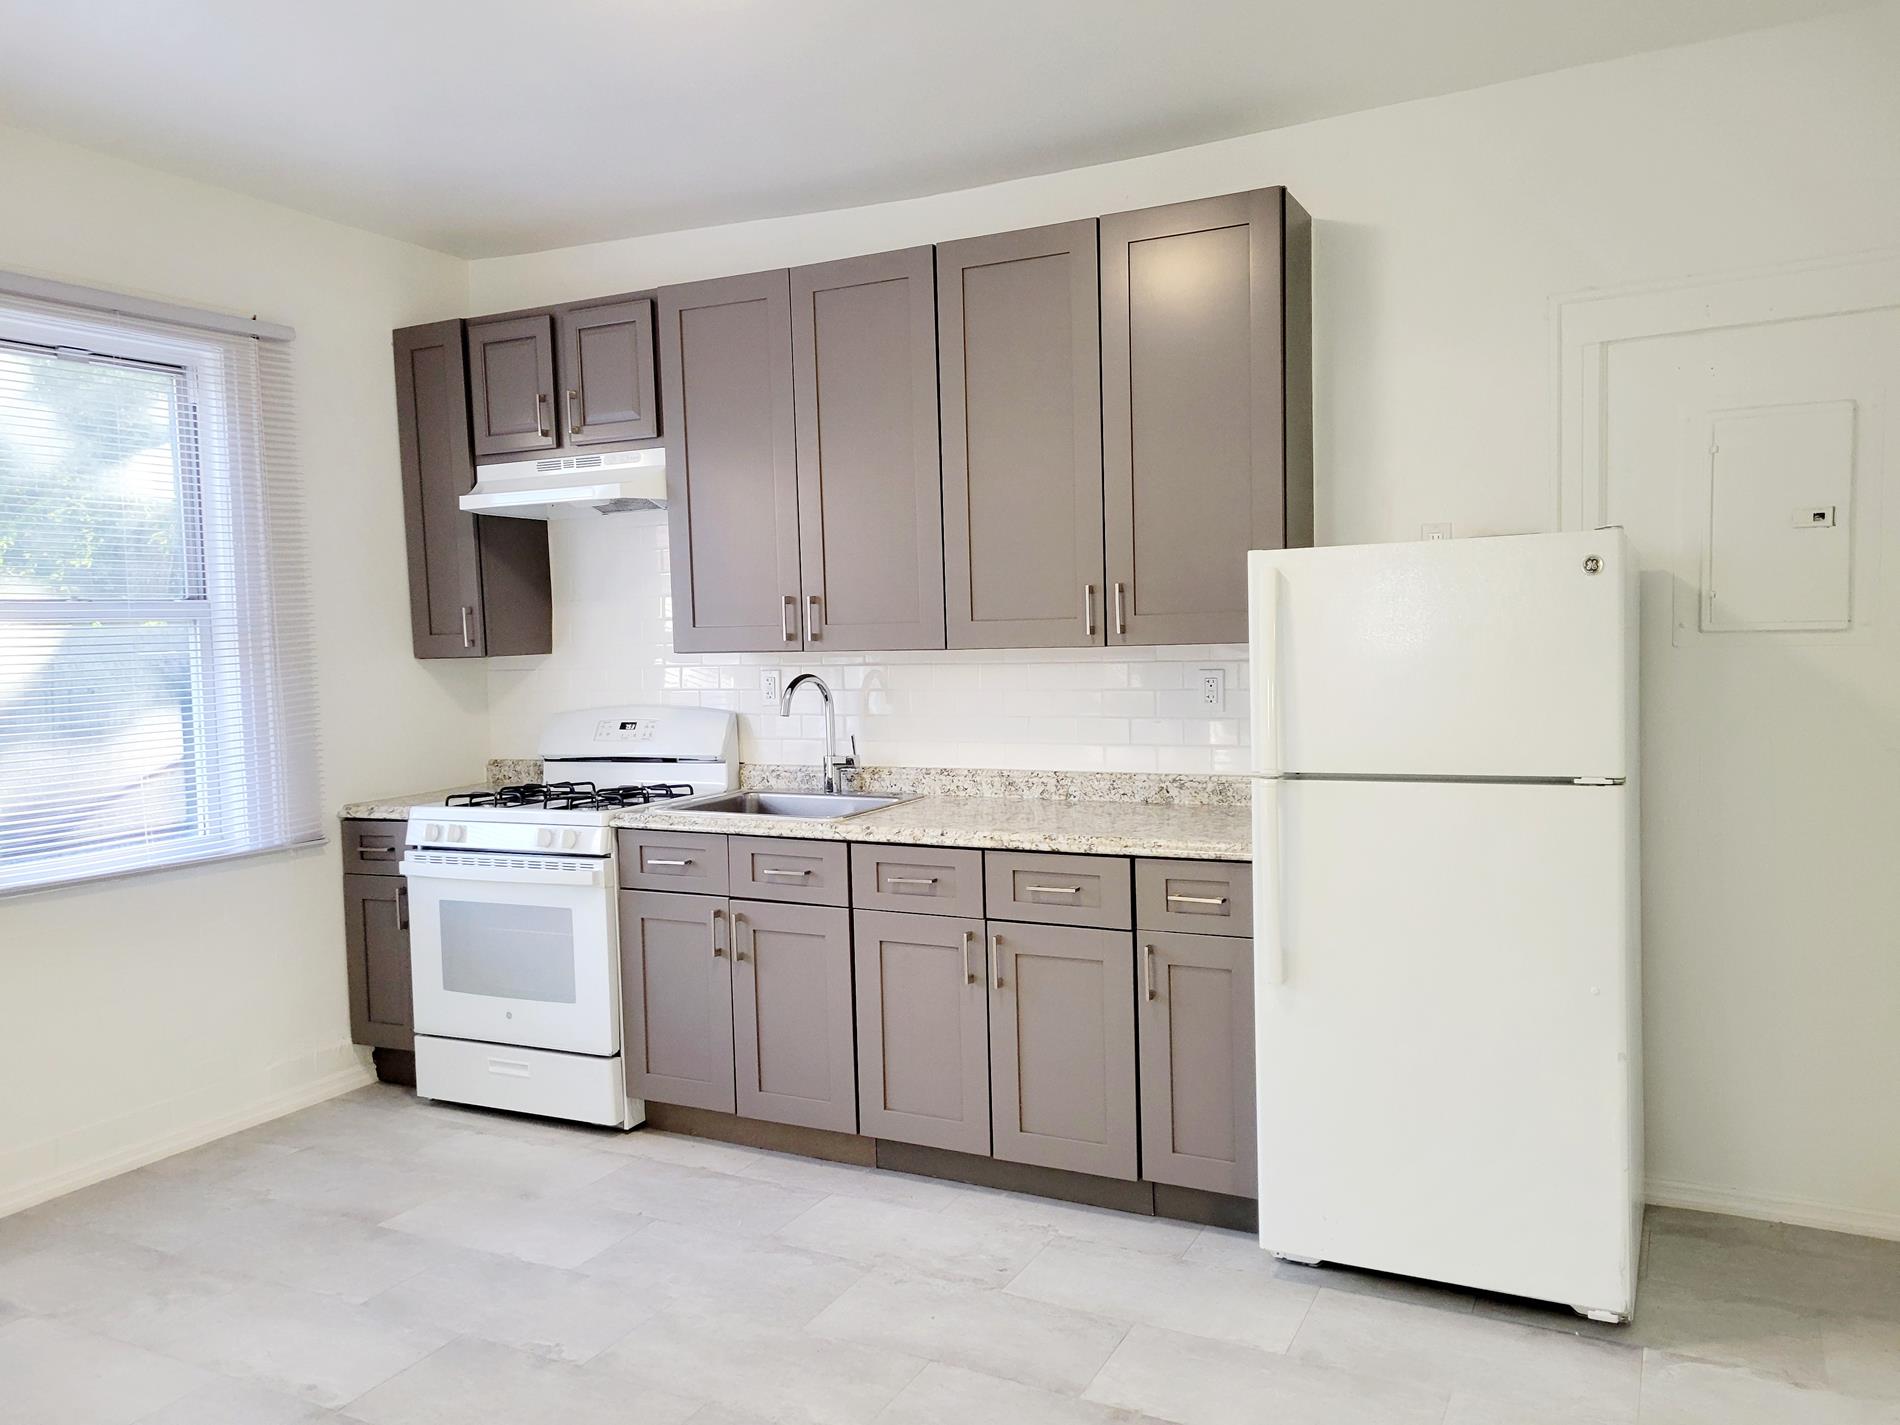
[731,900,857,1133]
[618,890,736,1113]
[1138,930,1256,1197]
[342,872,413,1051]
[853,910,990,1155]
[988,921,1139,1181]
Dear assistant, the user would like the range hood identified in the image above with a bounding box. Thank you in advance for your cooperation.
[460,447,666,519]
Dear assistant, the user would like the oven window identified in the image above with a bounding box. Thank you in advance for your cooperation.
[438,900,578,1004]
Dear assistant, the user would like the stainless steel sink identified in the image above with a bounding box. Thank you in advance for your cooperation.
[668,790,915,820]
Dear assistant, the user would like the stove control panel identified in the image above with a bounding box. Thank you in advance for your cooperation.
[401,817,613,858]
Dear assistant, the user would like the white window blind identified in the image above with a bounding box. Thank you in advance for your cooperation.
[0,289,318,893]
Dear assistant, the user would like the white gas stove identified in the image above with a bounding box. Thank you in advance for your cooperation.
[400,705,737,1129]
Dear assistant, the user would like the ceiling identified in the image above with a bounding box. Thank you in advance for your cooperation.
[0,0,1865,258]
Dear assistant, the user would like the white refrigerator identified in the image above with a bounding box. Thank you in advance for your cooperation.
[1247,528,1641,1321]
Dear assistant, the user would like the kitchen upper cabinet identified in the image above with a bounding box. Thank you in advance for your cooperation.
[392,321,551,658]
[618,889,736,1113]
[467,313,559,458]
[988,921,1139,1181]
[730,900,857,1133]
[1138,930,1256,1197]
[560,298,658,445]
[791,248,945,651]
[342,871,413,1052]
[938,222,1105,649]
[1101,187,1313,645]
[853,909,990,1155]
[659,270,803,653]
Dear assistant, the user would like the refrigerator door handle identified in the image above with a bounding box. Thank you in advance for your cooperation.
[1249,565,1283,775]
[1257,778,1286,986]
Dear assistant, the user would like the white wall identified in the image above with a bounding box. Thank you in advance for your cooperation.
[470,4,1900,1232]
[0,125,477,1211]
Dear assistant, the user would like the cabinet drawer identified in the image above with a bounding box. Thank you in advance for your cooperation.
[1136,859,1252,936]
[850,844,983,917]
[985,851,1131,930]
[618,829,728,894]
[728,836,849,906]
[341,818,407,875]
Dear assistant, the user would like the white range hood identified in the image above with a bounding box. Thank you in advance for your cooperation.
[460,447,666,519]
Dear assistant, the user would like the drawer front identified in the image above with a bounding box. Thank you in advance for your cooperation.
[984,851,1131,930]
[618,829,729,894]
[341,818,407,875]
[415,1034,630,1128]
[728,836,850,906]
[1136,858,1253,936]
[850,844,984,918]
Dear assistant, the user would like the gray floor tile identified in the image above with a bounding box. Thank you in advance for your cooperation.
[936,1186,1205,1260]
[1825,1316,1900,1400]
[342,1335,702,1425]
[173,1197,468,1303]
[15,1165,269,1254]
[1084,1322,1447,1425]
[0,1232,240,1339]
[579,1155,827,1236]
[777,1193,1051,1287]
[1189,1227,1481,1313]
[1637,1350,1900,1425]
[227,1143,462,1222]
[400,1121,630,1196]
[807,1270,1130,1394]
[378,1187,642,1269]
[1006,1238,1317,1351]
[369,1250,659,1363]
[1644,1221,1900,1322]
[578,1216,865,1326]
[131,1376,341,1424]
[0,1315,209,1425]
[882,1360,1170,1424]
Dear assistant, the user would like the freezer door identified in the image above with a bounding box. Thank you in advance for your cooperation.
[1254,778,1639,1316]
[1249,530,1634,780]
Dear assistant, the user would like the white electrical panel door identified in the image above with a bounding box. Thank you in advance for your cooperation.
[1703,402,1854,631]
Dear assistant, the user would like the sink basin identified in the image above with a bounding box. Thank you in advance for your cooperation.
[668,790,915,820]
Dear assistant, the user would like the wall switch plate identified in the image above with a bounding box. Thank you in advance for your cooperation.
[1422,522,1454,541]
[1198,667,1226,711]
[760,669,782,709]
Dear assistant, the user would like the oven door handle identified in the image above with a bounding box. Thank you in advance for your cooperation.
[398,856,608,889]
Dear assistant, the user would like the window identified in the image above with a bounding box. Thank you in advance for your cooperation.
[0,290,317,892]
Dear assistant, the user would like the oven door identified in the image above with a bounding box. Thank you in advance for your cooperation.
[400,850,619,1056]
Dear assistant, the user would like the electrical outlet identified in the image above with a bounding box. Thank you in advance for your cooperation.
[1422,522,1453,541]
[1198,667,1226,711]
[760,669,782,709]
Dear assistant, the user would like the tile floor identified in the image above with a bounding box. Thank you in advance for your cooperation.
[1,1085,1897,1424]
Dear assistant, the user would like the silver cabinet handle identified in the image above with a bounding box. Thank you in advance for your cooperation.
[1113,581,1127,636]
[646,858,693,868]
[783,594,798,643]
[962,929,977,985]
[1023,884,1081,896]
[991,932,1005,989]
[1166,893,1228,907]
[711,906,727,958]
[536,391,551,439]
[459,605,475,649]
[396,886,409,931]
[807,593,823,641]
[566,389,581,435]
[885,876,937,888]
[1083,583,1096,637]
[1143,943,1157,1001]
[732,912,750,962]
[761,867,811,879]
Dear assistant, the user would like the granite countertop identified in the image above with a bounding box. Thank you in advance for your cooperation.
[340,787,1250,861]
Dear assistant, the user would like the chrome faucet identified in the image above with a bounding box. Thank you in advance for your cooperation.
[782,673,857,793]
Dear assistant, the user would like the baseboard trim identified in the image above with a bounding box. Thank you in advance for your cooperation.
[0,1060,376,1219]
[1647,1176,1900,1243]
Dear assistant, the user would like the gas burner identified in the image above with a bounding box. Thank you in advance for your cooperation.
[447,781,697,812]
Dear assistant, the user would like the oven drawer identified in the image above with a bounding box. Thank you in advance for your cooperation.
[415,1035,634,1128]
[342,818,407,875]
[850,844,983,917]
[618,829,728,894]
[1135,858,1252,936]
[985,851,1131,930]
[728,836,849,906]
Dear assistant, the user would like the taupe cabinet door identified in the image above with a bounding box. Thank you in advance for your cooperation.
[343,873,413,1051]
[731,901,857,1133]
[790,248,945,650]
[937,222,1105,649]
[561,298,658,445]
[1139,931,1256,1196]
[854,910,990,1154]
[988,922,1138,1180]
[392,322,551,659]
[619,890,736,1113]
[659,271,803,653]
[467,313,558,458]
[1101,188,1312,645]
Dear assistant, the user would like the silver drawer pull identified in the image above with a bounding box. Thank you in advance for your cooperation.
[761,867,812,879]
[1166,893,1228,907]
[885,876,938,888]
[1023,884,1082,896]
[646,858,693,868]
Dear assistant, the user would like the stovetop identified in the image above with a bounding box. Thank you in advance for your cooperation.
[445,781,697,812]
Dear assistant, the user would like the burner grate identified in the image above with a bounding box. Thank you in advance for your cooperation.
[445,780,699,811]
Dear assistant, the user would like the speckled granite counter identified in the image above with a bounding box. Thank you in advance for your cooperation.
[337,786,485,820]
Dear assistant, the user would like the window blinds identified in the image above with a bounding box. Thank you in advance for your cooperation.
[0,289,319,893]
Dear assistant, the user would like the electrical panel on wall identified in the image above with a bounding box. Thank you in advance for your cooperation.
[1700,401,1855,632]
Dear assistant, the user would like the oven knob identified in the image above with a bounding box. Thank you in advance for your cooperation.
[561,829,579,849]
[536,829,555,848]
[425,823,442,842]
[449,825,465,843]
